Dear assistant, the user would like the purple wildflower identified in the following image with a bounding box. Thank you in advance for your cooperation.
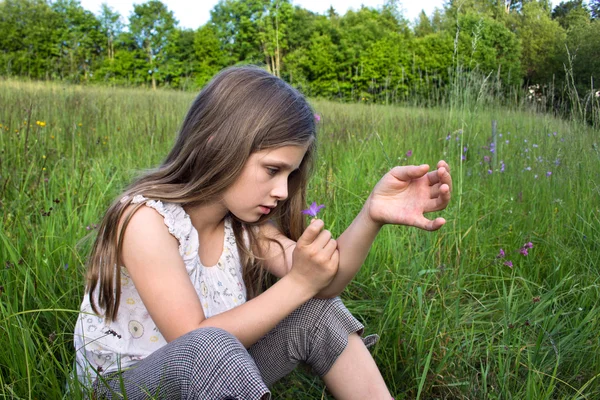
[484,156,491,163]
[406,150,413,158]
[525,166,531,171]
[302,202,325,218]
[314,114,321,122]
[533,144,538,148]
[519,247,529,256]
[500,161,505,172]
[505,140,510,144]
[525,242,533,249]
[446,134,451,140]
[504,260,513,268]
[488,169,493,174]
[461,155,466,161]
[546,171,552,177]
[497,248,505,258]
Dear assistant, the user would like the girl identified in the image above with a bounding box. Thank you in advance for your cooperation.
[74,66,452,399]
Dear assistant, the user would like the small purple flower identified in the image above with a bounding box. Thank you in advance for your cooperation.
[525,242,533,249]
[519,247,529,256]
[546,171,552,177]
[484,156,491,163]
[461,155,466,161]
[525,166,531,171]
[302,201,325,218]
[504,260,513,268]
[64,264,69,270]
[446,134,451,140]
[553,132,557,136]
[488,169,493,174]
[554,159,560,166]
[533,144,538,148]
[406,150,413,158]
[463,146,468,153]
[497,248,505,258]
[500,161,505,172]
[505,140,510,144]
[314,114,321,122]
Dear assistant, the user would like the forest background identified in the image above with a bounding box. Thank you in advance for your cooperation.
[1,0,599,118]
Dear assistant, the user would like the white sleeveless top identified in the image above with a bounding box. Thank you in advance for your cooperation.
[73,195,248,385]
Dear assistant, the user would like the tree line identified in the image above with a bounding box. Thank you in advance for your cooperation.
[0,0,599,106]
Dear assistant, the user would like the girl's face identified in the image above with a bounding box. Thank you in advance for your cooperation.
[222,145,308,222]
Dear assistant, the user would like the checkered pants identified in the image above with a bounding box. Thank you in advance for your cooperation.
[93,297,377,399]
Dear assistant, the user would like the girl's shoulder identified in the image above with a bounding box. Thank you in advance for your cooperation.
[119,195,194,250]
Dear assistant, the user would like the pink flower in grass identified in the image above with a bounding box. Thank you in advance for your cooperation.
[504,260,513,268]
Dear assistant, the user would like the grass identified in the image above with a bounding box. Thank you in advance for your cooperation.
[0,79,599,399]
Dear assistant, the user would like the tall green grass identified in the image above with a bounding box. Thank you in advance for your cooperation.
[1,79,599,399]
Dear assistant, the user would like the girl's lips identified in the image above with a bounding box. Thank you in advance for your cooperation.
[259,206,271,214]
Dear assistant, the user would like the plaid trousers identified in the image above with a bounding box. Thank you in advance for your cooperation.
[93,297,377,400]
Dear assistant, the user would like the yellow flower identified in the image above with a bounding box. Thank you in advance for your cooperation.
[42,155,46,159]
[42,168,46,171]
[39,121,46,127]
[50,135,55,139]
[78,123,82,126]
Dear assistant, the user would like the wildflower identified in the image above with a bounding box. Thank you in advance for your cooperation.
[446,134,451,140]
[546,171,552,177]
[525,166,531,171]
[554,159,560,166]
[504,260,513,268]
[488,169,493,174]
[524,242,533,249]
[519,247,528,256]
[533,144,538,148]
[484,156,490,163]
[490,142,495,153]
[406,150,413,158]
[314,114,321,122]
[302,202,325,218]
[534,174,538,179]
[497,248,505,258]
[500,161,505,172]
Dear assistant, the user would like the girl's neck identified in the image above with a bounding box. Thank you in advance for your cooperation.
[184,201,229,236]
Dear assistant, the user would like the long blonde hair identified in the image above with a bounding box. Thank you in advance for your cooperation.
[86,66,317,321]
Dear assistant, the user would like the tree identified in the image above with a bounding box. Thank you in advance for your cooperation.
[414,10,434,37]
[591,0,600,19]
[99,3,123,62]
[552,0,590,28]
[194,24,227,87]
[210,0,269,65]
[0,0,63,79]
[516,1,565,83]
[129,0,178,89]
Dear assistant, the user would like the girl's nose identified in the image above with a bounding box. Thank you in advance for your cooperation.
[271,178,288,201]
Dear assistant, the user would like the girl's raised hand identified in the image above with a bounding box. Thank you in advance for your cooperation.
[288,219,339,294]
[366,160,452,231]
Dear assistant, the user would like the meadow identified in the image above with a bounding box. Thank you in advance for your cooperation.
[0,79,599,399]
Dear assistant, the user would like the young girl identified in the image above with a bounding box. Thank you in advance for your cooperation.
[74,66,452,399]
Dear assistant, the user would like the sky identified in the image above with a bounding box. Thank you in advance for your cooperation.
[78,0,454,29]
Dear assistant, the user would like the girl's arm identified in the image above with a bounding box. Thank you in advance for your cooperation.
[121,208,337,348]
[260,161,452,298]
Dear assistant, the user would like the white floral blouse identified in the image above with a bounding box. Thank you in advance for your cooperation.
[73,195,247,386]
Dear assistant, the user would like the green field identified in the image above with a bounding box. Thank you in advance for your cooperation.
[1,80,599,399]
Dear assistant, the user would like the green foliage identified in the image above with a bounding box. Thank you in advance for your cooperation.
[0,0,598,119]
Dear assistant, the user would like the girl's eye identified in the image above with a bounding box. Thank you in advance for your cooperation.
[266,167,278,176]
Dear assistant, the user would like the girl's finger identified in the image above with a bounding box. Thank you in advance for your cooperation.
[312,229,333,250]
[390,165,429,182]
[297,219,324,246]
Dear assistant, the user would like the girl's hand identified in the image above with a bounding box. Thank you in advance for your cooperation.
[288,219,339,294]
[366,160,452,231]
